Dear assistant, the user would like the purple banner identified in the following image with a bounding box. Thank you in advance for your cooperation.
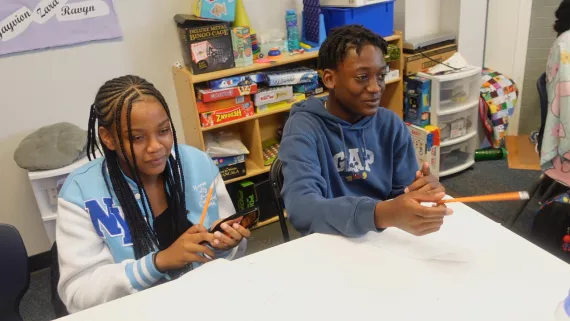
[0,0,122,56]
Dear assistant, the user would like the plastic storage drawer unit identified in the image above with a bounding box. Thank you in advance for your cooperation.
[439,132,478,176]
[436,102,479,143]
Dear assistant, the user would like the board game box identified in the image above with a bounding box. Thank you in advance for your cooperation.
[174,14,235,75]
[208,73,266,90]
[254,86,293,106]
[197,95,252,113]
[200,102,255,128]
[197,83,258,102]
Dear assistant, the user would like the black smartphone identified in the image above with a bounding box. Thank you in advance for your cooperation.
[210,207,260,234]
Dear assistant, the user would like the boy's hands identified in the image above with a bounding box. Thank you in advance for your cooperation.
[374,191,452,236]
[405,162,445,194]
[154,225,216,273]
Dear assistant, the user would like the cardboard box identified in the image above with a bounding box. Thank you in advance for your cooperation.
[174,15,235,75]
[231,27,253,68]
[197,83,258,102]
[256,93,305,113]
[197,95,252,113]
[254,86,293,106]
[212,155,246,168]
[293,80,324,97]
[237,180,256,211]
[220,161,247,181]
[265,67,319,86]
[208,73,265,90]
[404,76,431,127]
[403,44,457,76]
[407,124,440,178]
[193,0,236,22]
[200,102,255,128]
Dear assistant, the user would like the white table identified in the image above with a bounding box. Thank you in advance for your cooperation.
[59,201,570,321]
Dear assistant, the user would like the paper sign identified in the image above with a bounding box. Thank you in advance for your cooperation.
[0,0,121,56]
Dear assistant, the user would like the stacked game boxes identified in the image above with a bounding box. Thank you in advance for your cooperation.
[197,73,265,128]
[255,67,322,113]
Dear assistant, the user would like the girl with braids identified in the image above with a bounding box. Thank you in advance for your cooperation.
[279,25,449,238]
[56,75,250,313]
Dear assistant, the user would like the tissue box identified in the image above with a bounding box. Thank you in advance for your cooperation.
[265,68,319,86]
[193,0,236,22]
[254,86,293,106]
[404,76,431,127]
[208,73,265,90]
[200,102,255,128]
[231,27,253,68]
[256,93,305,113]
[197,95,252,113]
[197,83,258,103]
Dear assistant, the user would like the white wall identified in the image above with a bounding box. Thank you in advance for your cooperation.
[395,0,486,67]
[397,0,442,41]
[0,0,293,256]
[484,0,533,135]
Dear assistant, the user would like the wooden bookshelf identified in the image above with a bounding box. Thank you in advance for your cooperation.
[172,31,405,186]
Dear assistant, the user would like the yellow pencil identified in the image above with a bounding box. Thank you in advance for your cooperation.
[199,181,215,226]
[437,191,530,204]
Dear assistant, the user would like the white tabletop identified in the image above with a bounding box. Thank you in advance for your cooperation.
[59,200,570,321]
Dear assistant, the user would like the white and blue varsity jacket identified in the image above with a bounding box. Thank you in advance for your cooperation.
[56,145,245,313]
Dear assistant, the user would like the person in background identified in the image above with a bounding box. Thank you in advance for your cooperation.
[278,25,450,237]
[56,75,250,313]
[542,0,570,187]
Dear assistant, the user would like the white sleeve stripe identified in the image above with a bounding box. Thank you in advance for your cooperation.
[132,261,151,289]
[140,254,159,283]
[125,262,145,291]
[144,252,165,280]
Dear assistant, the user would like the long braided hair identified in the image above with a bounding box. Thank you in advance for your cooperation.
[87,75,188,259]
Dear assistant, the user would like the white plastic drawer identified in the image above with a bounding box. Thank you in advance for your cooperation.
[439,133,478,176]
[43,216,56,244]
[30,174,68,219]
[437,105,479,143]
[439,73,481,111]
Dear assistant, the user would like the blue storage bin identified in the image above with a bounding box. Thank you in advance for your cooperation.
[321,0,395,37]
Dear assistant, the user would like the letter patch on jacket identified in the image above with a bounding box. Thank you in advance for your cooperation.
[85,197,132,246]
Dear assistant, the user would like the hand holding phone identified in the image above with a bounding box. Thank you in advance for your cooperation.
[208,207,258,250]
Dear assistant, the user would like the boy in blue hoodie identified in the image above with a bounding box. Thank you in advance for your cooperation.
[279,25,450,237]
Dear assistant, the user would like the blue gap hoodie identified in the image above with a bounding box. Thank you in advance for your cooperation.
[278,96,418,236]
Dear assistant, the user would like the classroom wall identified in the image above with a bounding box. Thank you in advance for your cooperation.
[518,0,559,134]
[0,0,294,256]
[396,0,442,41]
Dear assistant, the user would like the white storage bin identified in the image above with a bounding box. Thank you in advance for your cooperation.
[418,67,482,113]
[28,155,93,244]
[435,102,479,144]
[439,132,478,177]
[43,215,57,244]
[30,174,68,220]
[320,0,391,7]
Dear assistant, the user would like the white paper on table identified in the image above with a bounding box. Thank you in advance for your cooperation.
[357,217,475,262]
